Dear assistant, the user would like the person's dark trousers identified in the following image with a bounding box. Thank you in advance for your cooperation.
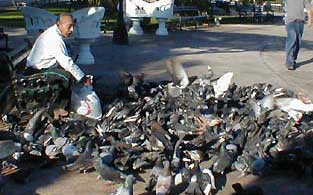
[285,20,304,69]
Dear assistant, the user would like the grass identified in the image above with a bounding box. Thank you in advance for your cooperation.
[0,8,72,28]
[0,10,23,19]
[1,8,280,31]
[0,10,24,27]
[0,7,118,31]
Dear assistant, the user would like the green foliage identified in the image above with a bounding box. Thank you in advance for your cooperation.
[0,10,23,20]
[0,7,85,28]
[240,0,281,5]
[0,10,23,27]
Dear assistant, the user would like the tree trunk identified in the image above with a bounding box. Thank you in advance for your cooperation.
[112,0,128,45]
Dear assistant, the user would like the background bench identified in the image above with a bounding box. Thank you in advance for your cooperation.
[170,6,208,30]
[237,4,274,23]
[0,28,9,51]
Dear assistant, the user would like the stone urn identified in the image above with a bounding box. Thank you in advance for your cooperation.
[72,7,105,65]
[21,7,57,37]
[152,0,174,36]
[126,0,174,35]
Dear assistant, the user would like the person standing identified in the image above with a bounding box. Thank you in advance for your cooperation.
[285,0,313,70]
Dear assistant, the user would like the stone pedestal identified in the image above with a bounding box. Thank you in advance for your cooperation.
[72,7,105,65]
[156,18,168,36]
[129,18,143,35]
[75,38,95,65]
[126,0,174,36]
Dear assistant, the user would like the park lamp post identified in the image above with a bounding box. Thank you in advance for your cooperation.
[113,0,129,45]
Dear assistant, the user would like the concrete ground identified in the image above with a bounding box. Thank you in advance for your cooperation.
[86,24,313,99]
[2,23,313,195]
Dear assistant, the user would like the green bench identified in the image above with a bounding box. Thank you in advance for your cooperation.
[170,6,208,30]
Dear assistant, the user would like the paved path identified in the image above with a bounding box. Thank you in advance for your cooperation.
[78,24,313,99]
[3,23,313,195]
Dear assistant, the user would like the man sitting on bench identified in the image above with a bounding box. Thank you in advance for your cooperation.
[26,12,92,116]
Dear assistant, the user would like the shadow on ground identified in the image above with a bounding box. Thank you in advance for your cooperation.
[82,27,313,77]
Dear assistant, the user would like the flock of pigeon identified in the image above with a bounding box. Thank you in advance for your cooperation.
[1,61,313,195]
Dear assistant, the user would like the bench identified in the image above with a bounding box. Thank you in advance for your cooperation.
[0,28,9,51]
[237,5,254,18]
[0,40,31,114]
[170,6,208,30]
[237,5,274,23]
[0,39,70,115]
[0,39,32,76]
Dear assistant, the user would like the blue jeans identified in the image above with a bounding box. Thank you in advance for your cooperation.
[285,21,304,67]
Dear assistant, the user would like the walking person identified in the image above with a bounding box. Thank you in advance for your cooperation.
[285,0,313,70]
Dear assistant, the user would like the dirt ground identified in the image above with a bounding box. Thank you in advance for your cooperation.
[2,120,312,195]
[2,164,313,195]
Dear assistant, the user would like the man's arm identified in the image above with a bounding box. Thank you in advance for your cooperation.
[305,0,313,26]
[52,41,85,81]
[308,7,313,26]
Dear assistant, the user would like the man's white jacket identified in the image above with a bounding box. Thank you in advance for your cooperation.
[27,24,85,81]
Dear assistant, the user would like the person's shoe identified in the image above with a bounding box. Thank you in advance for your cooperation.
[288,66,295,70]
[285,63,295,70]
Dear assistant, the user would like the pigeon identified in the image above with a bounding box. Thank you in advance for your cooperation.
[156,160,172,195]
[184,175,203,195]
[94,156,126,183]
[0,140,20,159]
[146,157,163,191]
[62,144,80,162]
[150,122,173,152]
[172,135,185,170]
[184,162,216,195]
[63,139,93,172]
[232,129,246,150]
[212,143,238,174]
[132,157,150,170]
[200,168,216,195]
[24,108,46,142]
[1,114,20,125]
[111,174,135,195]
[174,162,191,186]
[99,145,116,165]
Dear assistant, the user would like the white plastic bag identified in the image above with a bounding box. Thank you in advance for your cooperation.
[71,85,102,120]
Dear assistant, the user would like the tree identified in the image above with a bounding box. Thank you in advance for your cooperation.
[112,0,128,45]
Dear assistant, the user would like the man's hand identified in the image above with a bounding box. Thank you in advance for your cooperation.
[81,75,93,86]
[307,8,313,27]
